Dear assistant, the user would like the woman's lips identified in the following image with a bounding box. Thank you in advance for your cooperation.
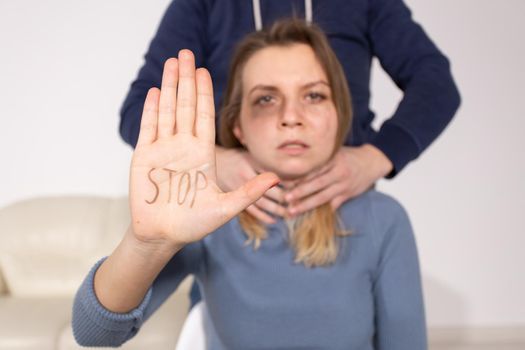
[277,140,309,155]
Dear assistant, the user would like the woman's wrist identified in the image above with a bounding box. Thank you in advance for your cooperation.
[126,225,184,262]
[93,227,183,313]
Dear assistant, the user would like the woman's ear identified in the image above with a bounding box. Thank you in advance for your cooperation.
[233,123,245,145]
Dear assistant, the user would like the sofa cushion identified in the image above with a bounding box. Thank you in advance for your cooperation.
[0,296,72,350]
[0,197,129,297]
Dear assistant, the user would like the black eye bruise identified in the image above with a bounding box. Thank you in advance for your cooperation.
[254,95,273,106]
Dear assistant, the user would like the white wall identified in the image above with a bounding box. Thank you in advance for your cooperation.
[1,0,524,328]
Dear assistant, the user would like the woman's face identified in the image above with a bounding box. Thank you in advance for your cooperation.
[234,43,338,181]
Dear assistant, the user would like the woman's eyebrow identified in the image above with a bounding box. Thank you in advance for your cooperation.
[248,85,279,96]
[248,80,329,96]
[302,80,329,89]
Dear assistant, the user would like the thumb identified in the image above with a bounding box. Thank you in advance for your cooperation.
[221,172,280,218]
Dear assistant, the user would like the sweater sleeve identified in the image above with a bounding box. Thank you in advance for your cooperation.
[371,197,427,349]
[119,0,209,148]
[72,241,204,347]
[367,0,461,178]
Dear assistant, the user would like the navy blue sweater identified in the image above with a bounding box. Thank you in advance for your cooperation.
[120,0,460,177]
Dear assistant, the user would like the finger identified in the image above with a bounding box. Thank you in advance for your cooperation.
[285,170,336,203]
[221,172,280,219]
[195,68,215,144]
[246,204,276,224]
[255,196,287,218]
[158,58,178,139]
[288,183,341,216]
[299,160,334,183]
[263,185,285,204]
[176,49,197,134]
[330,195,347,211]
[136,88,160,147]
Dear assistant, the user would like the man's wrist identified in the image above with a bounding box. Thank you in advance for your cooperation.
[362,144,394,178]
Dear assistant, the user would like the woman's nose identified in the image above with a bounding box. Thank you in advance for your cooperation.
[279,101,304,128]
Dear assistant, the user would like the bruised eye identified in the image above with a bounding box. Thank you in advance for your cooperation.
[305,92,327,103]
[253,95,275,106]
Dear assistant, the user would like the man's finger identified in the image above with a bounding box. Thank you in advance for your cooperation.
[288,183,341,216]
[264,185,285,204]
[255,196,287,218]
[330,195,347,211]
[246,204,276,224]
[299,160,334,183]
[285,171,335,203]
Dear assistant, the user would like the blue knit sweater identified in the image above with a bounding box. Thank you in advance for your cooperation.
[72,190,426,349]
[119,0,460,178]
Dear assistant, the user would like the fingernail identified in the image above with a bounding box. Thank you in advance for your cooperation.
[179,49,191,59]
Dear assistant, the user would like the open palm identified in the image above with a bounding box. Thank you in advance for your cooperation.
[129,50,278,246]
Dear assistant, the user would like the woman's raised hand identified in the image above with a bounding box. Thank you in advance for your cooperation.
[129,50,279,248]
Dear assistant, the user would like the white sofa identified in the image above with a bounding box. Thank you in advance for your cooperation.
[0,196,193,350]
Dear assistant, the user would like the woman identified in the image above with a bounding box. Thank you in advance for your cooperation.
[72,19,426,349]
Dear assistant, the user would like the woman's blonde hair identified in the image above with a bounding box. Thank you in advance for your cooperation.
[219,19,353,267]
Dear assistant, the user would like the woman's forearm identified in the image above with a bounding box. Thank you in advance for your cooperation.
[93,226,183,313]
